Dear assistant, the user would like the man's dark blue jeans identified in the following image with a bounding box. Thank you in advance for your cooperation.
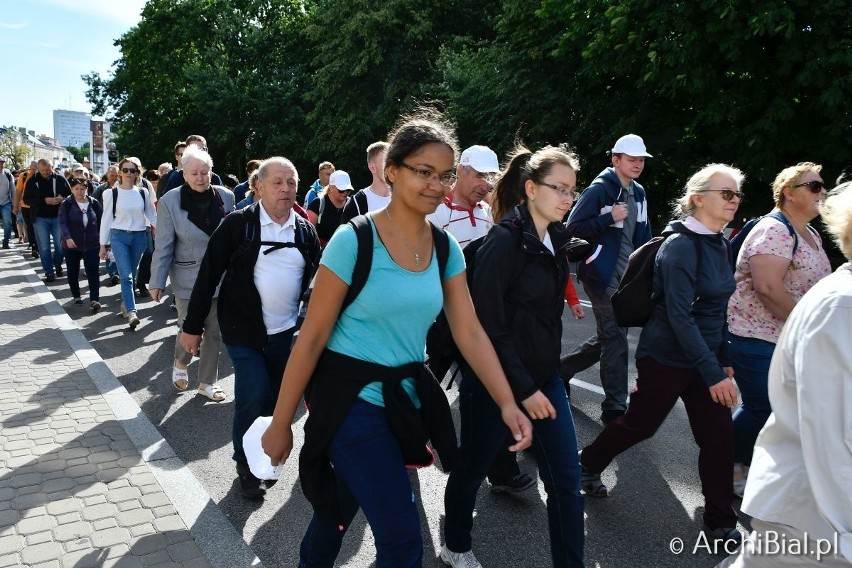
[225,328,295,463]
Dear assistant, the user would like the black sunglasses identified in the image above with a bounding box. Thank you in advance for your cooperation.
[121,167,139,174]
[702,189,744,202]
[793,180,825,193]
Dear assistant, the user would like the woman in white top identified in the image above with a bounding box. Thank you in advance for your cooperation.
[718,181,852,567]
[99,156,157,329]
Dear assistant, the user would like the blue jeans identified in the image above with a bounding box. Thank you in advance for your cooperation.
[560,283,629,412]
[0,202,12,242]
[299,399,422,568]
[33,216,64,275]
[225,328,295,463]
[730,334,775,465]
[110,229,147,312]
[64,247,101,301]
[444,373,585,567]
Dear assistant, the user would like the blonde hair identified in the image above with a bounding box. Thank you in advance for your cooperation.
[772,162,822,206]
[820,182,852,258]
[673,163,745,219]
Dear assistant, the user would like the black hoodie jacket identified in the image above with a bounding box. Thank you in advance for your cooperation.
[472,205,574,401]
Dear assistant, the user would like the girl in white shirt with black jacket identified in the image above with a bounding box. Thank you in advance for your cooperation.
[99,157,157,329]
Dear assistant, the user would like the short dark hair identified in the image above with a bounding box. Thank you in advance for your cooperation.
[174,141,187,154]
[246,160,262,175]
[366,141,389,163]
[185,134,207,148]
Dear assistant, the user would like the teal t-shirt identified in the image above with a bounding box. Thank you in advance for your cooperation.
[320,217,465,406]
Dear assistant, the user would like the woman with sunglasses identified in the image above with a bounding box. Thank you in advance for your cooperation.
[58,177,103,312]
[726,162,831,498]
[306,169,353,248]
[99,157,157,329]
[579,164,745,550]
[262,111,531,568]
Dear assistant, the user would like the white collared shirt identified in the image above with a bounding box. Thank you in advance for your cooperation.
[426,196,493,249]
[254,204,305,334]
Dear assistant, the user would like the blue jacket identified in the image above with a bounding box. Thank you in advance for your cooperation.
[567,167,652,295]
[636,220,733,386]
[58,196,102,252]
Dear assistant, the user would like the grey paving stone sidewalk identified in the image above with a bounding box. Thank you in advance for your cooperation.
[0,248,224,568]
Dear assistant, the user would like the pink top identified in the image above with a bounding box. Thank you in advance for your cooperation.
[727,216,831,343]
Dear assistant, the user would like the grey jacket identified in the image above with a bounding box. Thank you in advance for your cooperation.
[150,185,235,299]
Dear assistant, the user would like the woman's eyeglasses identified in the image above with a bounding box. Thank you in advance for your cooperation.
[702,189,744,202]
[121,167,139,174]
[793,180,825,193]
[400,162,457,187]
[537,181,576,200]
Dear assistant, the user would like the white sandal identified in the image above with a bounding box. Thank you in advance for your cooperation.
[197,384,226,402]
[172,366,189,391]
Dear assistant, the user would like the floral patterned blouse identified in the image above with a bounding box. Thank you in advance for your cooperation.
[727,216,831,343]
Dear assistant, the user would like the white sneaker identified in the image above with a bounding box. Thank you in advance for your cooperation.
[440,545,482,568]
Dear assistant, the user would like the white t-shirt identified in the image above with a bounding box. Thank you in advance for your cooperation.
[363,186,391,213]
[99,185,157,244]
[253,204,305,334]
[77,201,89,228]
[427,197,493,249]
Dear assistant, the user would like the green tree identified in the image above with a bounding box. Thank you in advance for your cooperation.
[539,0,851,222]
[64,142,91,164]
[0,129,30,170]
[303,0,501,187]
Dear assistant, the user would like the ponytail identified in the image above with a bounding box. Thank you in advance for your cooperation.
[492,146,533,222]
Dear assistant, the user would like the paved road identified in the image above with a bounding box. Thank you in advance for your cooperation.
[26,250,743,568]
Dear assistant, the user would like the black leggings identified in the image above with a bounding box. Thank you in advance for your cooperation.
[65,247,101,301]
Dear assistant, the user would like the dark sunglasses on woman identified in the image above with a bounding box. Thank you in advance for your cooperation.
[793,180,825,193]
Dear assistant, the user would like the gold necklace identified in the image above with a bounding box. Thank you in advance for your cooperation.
[385,208,428,265]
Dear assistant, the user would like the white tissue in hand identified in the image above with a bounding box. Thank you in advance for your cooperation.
[243,416,282,480]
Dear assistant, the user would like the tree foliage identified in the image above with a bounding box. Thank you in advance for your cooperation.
[0,130,30,171]
[65,143,91,164]
[86,0,851,210]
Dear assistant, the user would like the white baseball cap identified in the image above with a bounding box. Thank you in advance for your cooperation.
[611,134,652,157]
[328,170,353,191]
[459,145,500,173]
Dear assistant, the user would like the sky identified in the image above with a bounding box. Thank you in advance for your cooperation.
[0,0,147,137]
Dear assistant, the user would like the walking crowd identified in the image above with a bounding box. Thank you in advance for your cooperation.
[2,110,850,568]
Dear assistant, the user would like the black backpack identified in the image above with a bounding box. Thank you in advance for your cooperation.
[729,211,803,270]
[425,220,524,386]
[111,186,147,217]
[611,233,701,328]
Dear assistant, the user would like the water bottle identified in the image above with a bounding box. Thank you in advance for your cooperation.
[242,416,283,480]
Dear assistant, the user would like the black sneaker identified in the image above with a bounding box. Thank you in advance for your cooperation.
[107,274,119,286]
[600,409,625,425]
[31,249,39,259]
[490,473,536,494]
[1,241,8,249]
[236,461,266,500]
[701,525,742,554]
[45,274,56,283]
[73,298,84,307]
[55,266,64,277]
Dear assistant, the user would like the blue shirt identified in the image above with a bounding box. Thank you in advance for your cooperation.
[320,218,465,406]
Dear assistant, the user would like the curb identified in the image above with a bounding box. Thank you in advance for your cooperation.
[13,252,264,568]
